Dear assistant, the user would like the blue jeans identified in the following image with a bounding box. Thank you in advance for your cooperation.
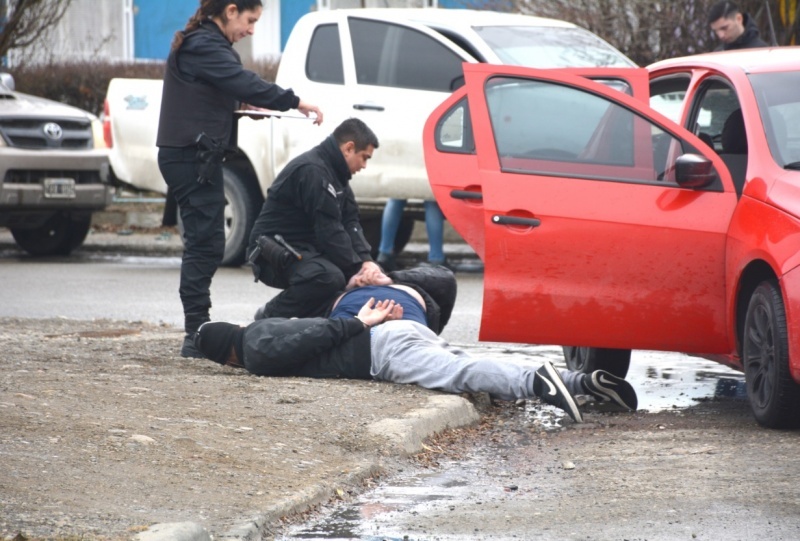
[378,199,445,263]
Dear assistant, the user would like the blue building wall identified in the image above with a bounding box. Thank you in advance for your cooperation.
[280,1,318,50]
[134,0,196,60]
[133,0,483,60]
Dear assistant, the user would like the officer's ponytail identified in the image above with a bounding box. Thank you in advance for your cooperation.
[171,0,263,51]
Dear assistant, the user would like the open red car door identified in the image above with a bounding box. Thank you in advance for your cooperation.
[424,63,738,353]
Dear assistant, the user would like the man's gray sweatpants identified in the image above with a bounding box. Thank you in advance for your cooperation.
[369,320,585,401]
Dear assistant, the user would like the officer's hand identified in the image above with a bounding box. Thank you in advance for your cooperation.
[298,100,323,125]
[360,262,392,286]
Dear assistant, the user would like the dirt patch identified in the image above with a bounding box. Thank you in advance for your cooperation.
[0,318,454,540]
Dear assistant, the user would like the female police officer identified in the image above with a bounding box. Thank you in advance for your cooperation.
[157,0,323,357]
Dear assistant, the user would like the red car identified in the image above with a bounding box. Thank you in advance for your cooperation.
[423,48,800,428]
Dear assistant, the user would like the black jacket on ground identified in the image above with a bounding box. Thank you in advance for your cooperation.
[241,266,457,379]
[249,136,372,277]
[157,20,300,148]
[242,316,372,379]
[717,14,768,51]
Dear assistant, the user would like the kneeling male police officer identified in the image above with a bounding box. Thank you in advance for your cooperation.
[249,118,389,319]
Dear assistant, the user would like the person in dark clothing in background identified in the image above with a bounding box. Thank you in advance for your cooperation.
[707,1,768,50]
[156,0,323,358]
[248,118,387,321]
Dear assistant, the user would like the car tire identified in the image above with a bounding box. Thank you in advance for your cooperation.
[742,280,800,428]
[361,210,414,259]
[221,167,261,267]
[176,167,262,267]
[562,346,632,378]
[11,212,91,256]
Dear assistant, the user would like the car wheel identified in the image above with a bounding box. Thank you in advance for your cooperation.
[361,211,414,259]
[11,212,91,256]
[221,167,261,267]
[563,346,631,378]
[742,280,800,428]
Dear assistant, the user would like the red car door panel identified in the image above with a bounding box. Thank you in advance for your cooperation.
[427,63,739,353]
[425,66,652,262]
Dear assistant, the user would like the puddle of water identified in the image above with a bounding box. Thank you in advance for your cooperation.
[454,343,747,413]
[627,350,746,411]
[278,343,751,541]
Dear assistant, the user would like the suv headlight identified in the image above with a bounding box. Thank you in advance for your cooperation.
[91,118,107,149]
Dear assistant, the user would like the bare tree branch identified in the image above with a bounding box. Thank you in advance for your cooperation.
[0,0,73,59]
[460,0,789,65]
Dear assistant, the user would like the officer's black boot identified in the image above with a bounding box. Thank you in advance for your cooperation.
[181,312,209,358]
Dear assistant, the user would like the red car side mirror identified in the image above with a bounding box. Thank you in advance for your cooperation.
[675,153,716,189]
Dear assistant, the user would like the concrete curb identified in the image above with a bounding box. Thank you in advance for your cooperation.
[134,395,480,541]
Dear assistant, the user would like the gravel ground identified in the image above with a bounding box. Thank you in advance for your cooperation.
[0,317,477,540]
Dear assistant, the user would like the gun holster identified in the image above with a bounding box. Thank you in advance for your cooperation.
[247,235,294,282]
[195,132,225,185]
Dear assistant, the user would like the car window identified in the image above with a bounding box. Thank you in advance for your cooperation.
[750,71,800,168]
[473,26,634,68]
[484,76,714,187]
[349,18,465,92]
[434,97,475,154]
[688,78,747,195]
[650,75,691,124]
[306,24,344,84]
[691,79,742,154]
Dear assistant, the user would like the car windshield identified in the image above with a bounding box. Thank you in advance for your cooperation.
[749,71,800,169]
[474,25,635,68]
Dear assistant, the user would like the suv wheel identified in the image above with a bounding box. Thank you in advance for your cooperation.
[11,212,91,256]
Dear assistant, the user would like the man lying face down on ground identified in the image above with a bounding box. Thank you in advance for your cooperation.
[194,266,637,423]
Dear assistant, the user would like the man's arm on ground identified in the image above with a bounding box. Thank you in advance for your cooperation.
[243,317,366,375]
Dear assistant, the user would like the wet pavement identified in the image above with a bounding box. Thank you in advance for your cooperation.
[4,227,782,541]
[276,346,750,541]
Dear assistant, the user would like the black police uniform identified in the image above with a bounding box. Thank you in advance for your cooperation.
[248,135,373,319]
[156,20,302,354]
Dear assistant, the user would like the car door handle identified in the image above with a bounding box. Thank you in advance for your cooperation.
[492,215,541,227]
[353,104,385,111]
[450,190,483,201]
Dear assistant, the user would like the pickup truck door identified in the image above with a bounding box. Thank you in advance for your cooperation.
[425,63,738,353]
[277,13,475,202]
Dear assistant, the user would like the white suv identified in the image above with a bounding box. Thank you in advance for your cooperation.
[0,73,111,256]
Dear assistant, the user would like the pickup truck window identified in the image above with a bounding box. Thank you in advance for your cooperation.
[306,24,344,84]
[474,26,634,68]
[349,18,464,92]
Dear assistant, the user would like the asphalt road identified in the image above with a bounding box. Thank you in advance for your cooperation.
[3,242,800,541]
[0,249,484,346]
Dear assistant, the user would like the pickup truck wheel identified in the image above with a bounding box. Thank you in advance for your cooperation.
[221,167,261,267]
[742,280,800,428]
[562,346,631,378]
[11,213,91,256]
[362,213,414,259]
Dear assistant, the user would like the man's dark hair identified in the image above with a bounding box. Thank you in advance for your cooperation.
[333,118,379,151]
[708,1,741,24]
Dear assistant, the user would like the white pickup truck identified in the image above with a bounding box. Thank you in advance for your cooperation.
[103,8,633,265]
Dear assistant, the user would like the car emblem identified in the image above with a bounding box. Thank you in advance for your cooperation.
[43,122,63,140]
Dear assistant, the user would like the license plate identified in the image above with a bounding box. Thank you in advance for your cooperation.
[43,178,76,199]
